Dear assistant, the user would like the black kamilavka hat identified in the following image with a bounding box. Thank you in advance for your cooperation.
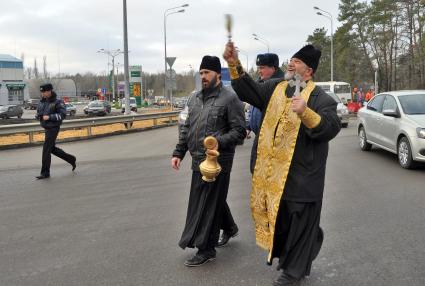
[199,55,221,74]
[292,45,321,73]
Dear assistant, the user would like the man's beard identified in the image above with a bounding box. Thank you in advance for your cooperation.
[284,70,295,80]
[202,76,218,91]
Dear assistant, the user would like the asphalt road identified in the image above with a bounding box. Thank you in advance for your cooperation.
[0,121,424,286]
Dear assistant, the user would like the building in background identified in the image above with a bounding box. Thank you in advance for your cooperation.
[27,78,79,102]
[0,54,29,105]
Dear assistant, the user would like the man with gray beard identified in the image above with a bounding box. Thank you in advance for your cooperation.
[224,43,341,285]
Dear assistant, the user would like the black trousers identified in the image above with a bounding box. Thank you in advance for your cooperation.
[221,201,237,234]
[179,171,237,255]
[41,127,75,176]
[272,200,324,279]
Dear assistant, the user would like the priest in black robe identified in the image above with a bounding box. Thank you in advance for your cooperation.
[223,43,341,285]
[171,56,246,267]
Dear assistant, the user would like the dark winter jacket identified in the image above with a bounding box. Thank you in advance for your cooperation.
[248,67,284,135]
[172,83,246,172]
[36,92,67,129]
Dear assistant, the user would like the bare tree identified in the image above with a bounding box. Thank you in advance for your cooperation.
[33,58,39,79]
[43,55,48,79]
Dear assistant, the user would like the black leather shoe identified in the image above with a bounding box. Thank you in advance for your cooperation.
[272,272,300,286]
[217,227,239,248]
[71,157,76,171]
[184,253,216,267]
[36,174,50,180]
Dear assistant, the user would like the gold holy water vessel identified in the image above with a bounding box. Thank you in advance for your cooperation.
[199,136,222,182]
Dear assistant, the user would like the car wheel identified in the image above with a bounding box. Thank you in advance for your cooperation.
[359,126,372,151]
[398,137,417,169]
[342,122,348,128]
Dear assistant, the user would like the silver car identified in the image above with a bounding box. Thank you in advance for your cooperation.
[357,90,425,169]
[178,92,195,134]
[65,103,77,116]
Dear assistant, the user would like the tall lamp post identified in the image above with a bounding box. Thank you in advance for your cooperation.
[122,0,131,114]
[314,6,334,82]
[164,4,188,108]
[97,48,123,102]
[252,33,270,53]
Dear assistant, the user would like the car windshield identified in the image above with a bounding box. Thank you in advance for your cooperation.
[318,85,331,92]
[398,94,425,115]
[89,102,102,107]
[327,92,341,103]
[334,84,351,93]
[122,99,136,104]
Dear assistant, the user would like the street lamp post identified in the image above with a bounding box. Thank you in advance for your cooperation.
[122,0,131,114]
[97,48,123,102]
[164,4,188,108]
[314,6,334,82]
[252,33,270,53]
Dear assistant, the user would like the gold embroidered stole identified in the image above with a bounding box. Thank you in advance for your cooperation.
[251,80,316,260]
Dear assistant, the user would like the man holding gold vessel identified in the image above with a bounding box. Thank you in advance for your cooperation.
[223,42,341,285]
[171,55,246,267]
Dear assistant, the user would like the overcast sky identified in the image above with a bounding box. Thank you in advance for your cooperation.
[0,0,342,75]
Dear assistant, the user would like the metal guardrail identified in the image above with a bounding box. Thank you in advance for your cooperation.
[0,111,180,143]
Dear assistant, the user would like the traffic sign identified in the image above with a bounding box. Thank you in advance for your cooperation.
[166,57,177,68]
[165,69,177,80]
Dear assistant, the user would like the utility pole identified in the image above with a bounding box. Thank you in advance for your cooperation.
[315,6,334,81]
[123,0,130,114]
[97,49,123,102]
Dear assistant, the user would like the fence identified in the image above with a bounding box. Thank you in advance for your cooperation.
[0,111,180,144]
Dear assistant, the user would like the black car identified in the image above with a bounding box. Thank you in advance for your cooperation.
[0,105,23,119]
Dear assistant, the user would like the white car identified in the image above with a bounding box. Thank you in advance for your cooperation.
[178,92,195,134]
[357,90,425,168]
[121,97,138,113]
[327,92,349,128]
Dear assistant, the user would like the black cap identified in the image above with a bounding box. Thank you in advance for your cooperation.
[199,55,221,74]
[40,83,53,92]
[256,53,279,68]
[292,45,321,73]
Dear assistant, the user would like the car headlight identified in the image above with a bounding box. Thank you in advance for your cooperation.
[417,128,425,139]
[341,108,349,115]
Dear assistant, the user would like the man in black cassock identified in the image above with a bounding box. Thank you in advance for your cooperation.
[223,43,341,285]
[171,56,246,267]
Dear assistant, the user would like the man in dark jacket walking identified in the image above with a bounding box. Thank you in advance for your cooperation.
[36,83,76,179]
[171,56,246,267]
